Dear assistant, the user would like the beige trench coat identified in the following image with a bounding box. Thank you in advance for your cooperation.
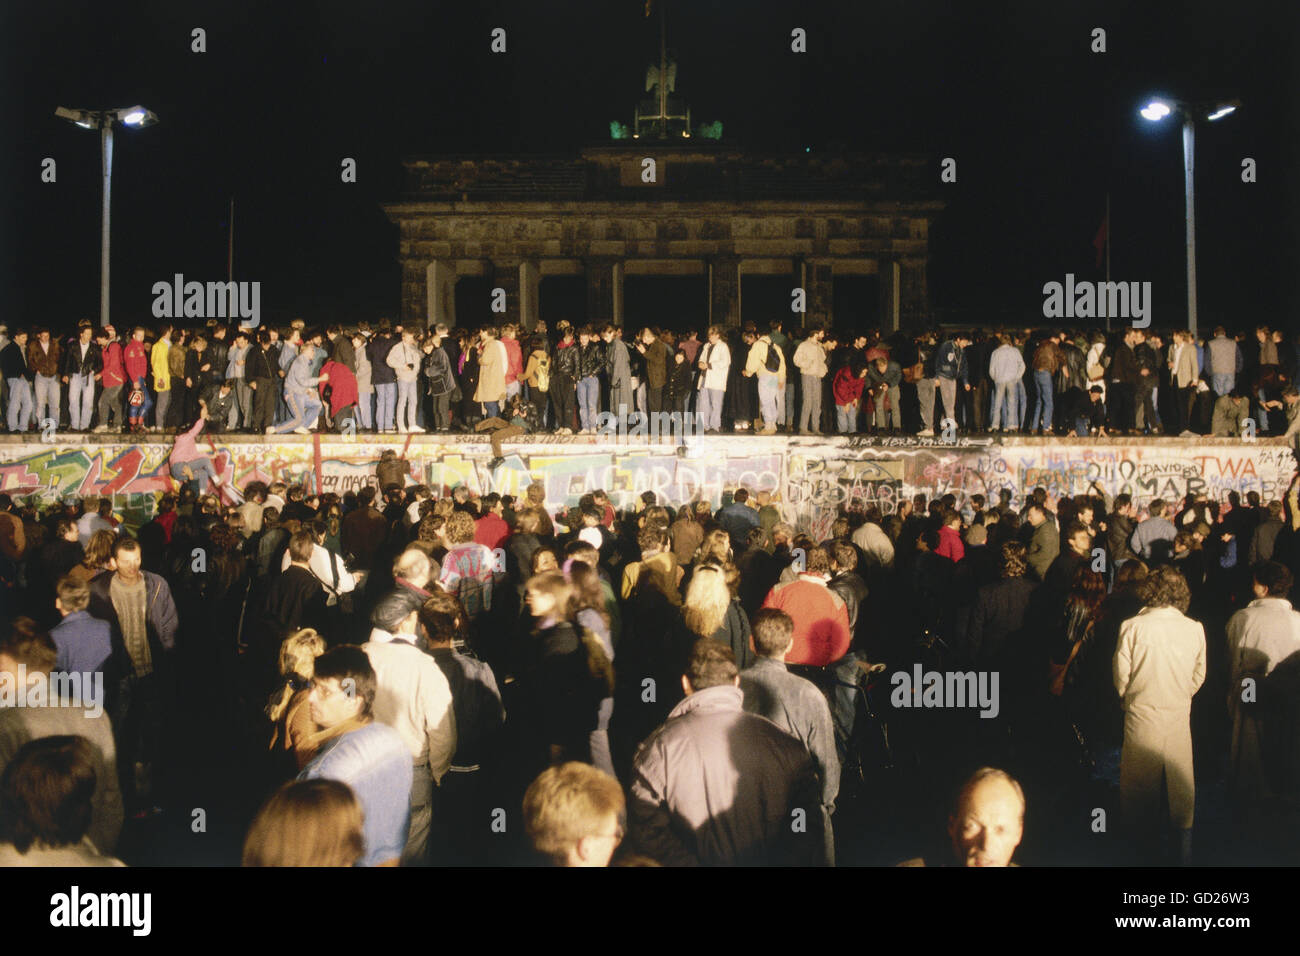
[1114,606,1206,829]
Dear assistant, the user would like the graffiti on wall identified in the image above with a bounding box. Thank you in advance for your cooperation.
[0,436,1292,537]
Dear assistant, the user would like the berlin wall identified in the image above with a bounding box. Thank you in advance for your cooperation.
[0,435,1293,540]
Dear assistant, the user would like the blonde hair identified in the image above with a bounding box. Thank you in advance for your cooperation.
[267,629,325,723]
[683,565,731,638]
[243,779,364,867]
[697,529,733,566]
[523,762,625,866]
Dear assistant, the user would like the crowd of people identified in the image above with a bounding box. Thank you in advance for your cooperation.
[3,319,1299,444]
[0,441,1299,867]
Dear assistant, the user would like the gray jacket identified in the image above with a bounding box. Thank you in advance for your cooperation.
[1207,334,1243,377]
[629,684,826,866]
[1026,519,1060,582]
[740,658,840,809]
[605,338,631,388]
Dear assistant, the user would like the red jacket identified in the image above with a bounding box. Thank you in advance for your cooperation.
[319,360,359,416]
[124,340,149,382]
[935,525,965,563]
[502,336,523,385]
[101,341,126,388]
[832,366,866,406]
[761,576,851,667]
[474,512,509,551]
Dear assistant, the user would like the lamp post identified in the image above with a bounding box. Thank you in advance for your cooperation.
[1139,97,1238,339]
[55,105,159,328]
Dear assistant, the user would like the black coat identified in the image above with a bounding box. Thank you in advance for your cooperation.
[60,340,102,377]
[0,342,30,380]
[965,576,1038,666]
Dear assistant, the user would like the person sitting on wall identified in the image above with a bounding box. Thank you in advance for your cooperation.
[478,395,540,471]
[169,398,224,496]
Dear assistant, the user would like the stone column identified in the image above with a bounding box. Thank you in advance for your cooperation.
[519,259,541,331]
[879,258,901,333]
[426,260,457,330]
[807,262,834,328]
[491,259,522,328]
[585,258,624,327]
[709,256,740,328]
[900,258,929,330]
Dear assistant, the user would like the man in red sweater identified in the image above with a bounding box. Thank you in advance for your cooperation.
[123,326,152,434]
[761,545,851,668]
[935,509,966,563]
[474,493,510,551]
[501,324,523,401]
[318,358,359,433]
[93,326,127,433]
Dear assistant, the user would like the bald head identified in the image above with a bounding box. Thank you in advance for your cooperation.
[947,768,1025,867]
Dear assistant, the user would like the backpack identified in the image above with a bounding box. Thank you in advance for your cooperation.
[535,353,550,392]
[764,340,781,373]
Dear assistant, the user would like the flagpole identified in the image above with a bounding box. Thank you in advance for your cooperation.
[228,196,235,284]
[1104,192,1111,332]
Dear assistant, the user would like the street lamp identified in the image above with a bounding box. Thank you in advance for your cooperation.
[1139,96,1239,339]
[55,105,159,328]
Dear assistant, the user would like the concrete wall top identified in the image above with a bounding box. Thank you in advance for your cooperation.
[1,435,1291,541]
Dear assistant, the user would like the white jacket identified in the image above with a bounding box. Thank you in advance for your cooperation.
[363,637,457,783]
[698,340,731,391]
[1114,605,1206,828]
[386,341,421,383]
[793,340,828,378]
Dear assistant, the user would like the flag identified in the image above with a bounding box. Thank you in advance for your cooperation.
[1093,211,1108,269]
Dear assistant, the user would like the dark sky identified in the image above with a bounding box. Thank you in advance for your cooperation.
[2,0,1296,333]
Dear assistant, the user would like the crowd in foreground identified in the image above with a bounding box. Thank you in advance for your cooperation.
[0,451,1299,866]
[3,319,1300,444]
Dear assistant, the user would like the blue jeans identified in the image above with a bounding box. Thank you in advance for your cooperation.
[1029,370,1054,432]
[836,403,857,433]
[1211,373,1234,397]
[275,391,322,432]
[395,380,417,430]
[483,401,500,420]
[1074,416,1090,437]
[375,383,397,431]
[34,374,59,427]
[991,381,1017,429]
[171,457,215,494]
[699,387,723,431]
[6,378,32,432]
[758,375,780,427]
[69,373,94,430]
[357,391,373,430]
[577,376,600,431]
[129,377,152,423]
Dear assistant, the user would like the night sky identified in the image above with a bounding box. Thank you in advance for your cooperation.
[2,0,1296,334]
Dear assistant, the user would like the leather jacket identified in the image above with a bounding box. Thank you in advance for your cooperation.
[577,341,605,379]
[554,341,579,379]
